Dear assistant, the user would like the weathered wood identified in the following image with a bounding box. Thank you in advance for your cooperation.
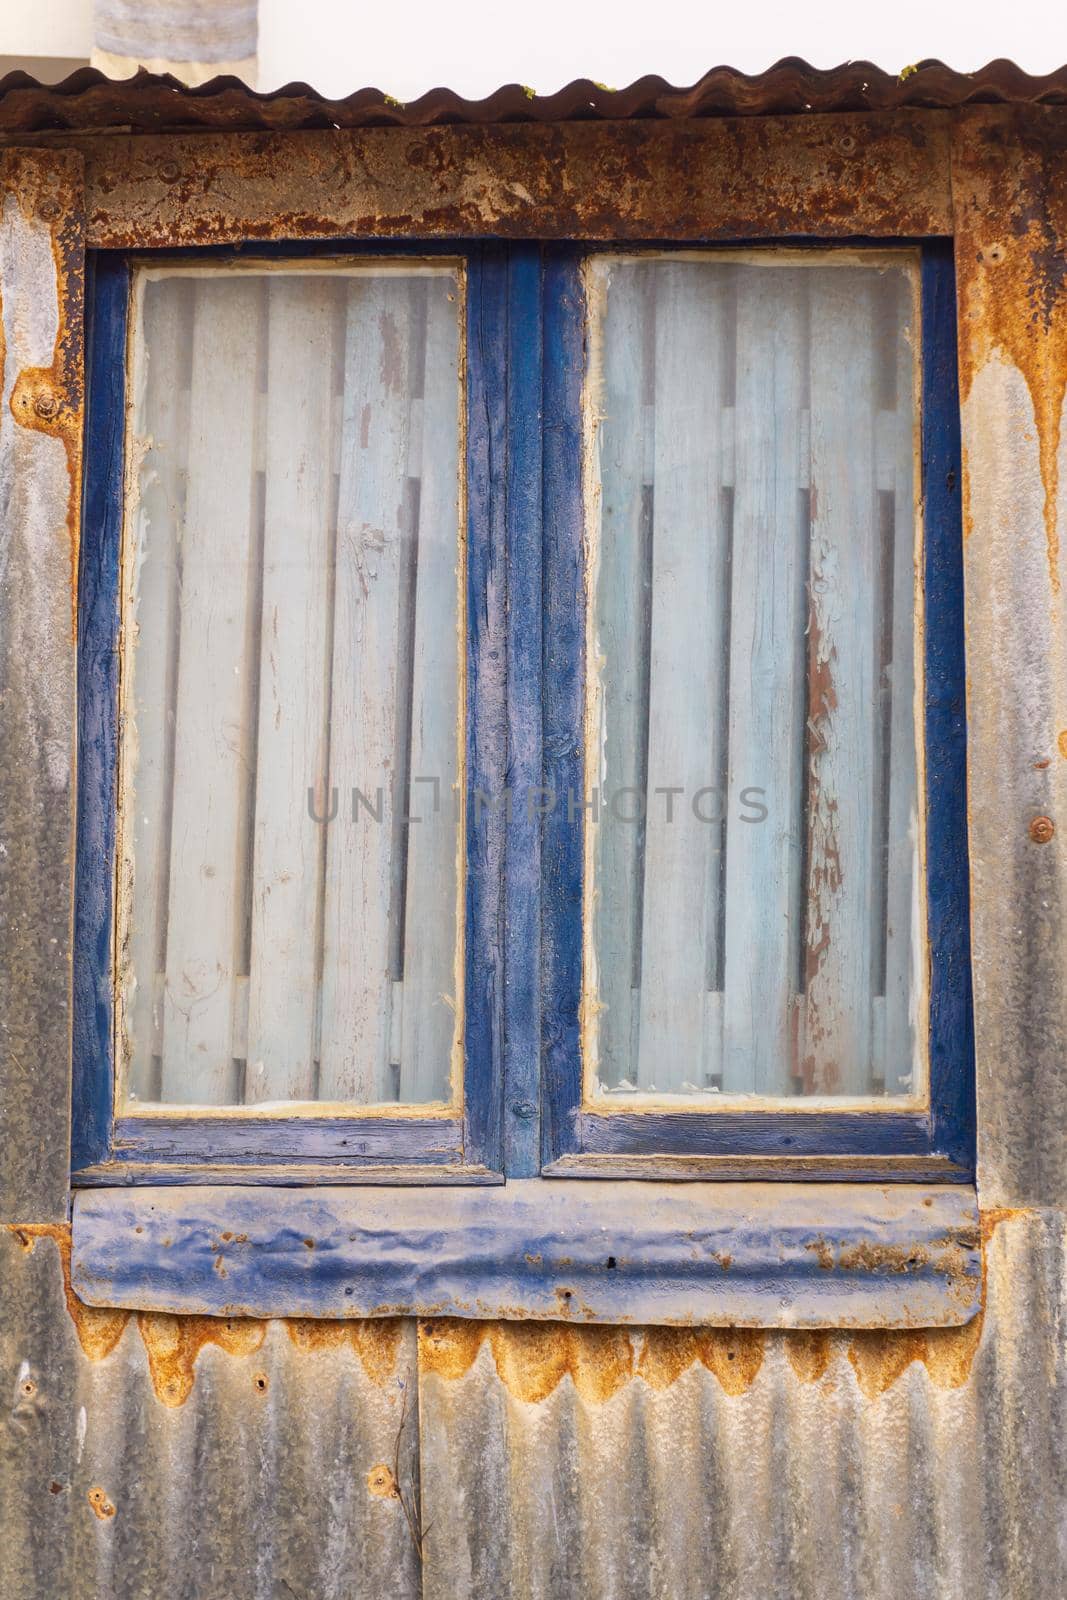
[121,275,190,1103]
[397,271,462,1102]
[881,271,921,1095]
[803,271,880,1093]
[636,262,728,1091]
[318,274,414,1101]
[587,260,651,1089]
[244,275,338,1102]
[160,275,262,1104]
[721,267,808,1093]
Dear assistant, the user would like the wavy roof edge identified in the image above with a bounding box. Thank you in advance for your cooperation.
[0,57,1066,135]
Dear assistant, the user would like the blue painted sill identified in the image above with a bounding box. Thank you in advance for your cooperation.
[71,1182,981,1329]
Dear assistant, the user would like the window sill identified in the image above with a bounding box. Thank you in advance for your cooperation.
[71,1181,980,1329]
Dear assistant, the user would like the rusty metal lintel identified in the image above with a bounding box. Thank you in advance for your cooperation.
[76,114,954,249]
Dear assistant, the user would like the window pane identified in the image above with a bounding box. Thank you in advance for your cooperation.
[118,261,464,1108]
[584,253,922,1101]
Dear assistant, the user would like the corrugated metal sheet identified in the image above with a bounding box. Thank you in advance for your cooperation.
[2,79,1067,1600]
[3,1211,1064,1597]
[0,58,1065,137]
[416,1209,1067,1600]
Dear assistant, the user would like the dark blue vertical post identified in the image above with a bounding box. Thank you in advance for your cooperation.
[72,253,129,1172]
[922,242,975,1168]
[541,253,586,1167]
[502,245,544,1176]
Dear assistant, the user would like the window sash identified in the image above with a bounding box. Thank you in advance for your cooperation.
[541,242,973,1176]
[73,242,517,1181]
[74,239,973,1183]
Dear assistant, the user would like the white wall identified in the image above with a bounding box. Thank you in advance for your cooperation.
[257,0,1066,100]
[2,0,92,58]
[0,0,1062,101]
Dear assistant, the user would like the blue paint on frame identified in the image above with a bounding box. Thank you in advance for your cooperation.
[72,252,128,1174]
[74,242,512,1181]
[74,237,974,1186]
[501,245,545,1178]
[540,241,975,1176]
[921,242,975,1170]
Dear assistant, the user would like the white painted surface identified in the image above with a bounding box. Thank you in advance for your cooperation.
[587,253,920,1101]
[122,263,463,1108]
[255,0,1061,100]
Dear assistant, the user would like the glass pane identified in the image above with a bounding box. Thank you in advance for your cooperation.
[118,261,464,1109]
[584,252,922,1102]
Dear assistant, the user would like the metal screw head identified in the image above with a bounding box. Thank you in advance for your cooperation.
[510,1100,536,1120]
[1030,815,1055,844]
[37,196,60,222]
[159,159,180,182]
[34,390,59,421]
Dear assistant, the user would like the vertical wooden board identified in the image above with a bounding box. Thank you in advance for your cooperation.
[0,151,83,1217]
[243,276,338,1102]
[636,262,727,1092]
[397,273,462,1102]
[122,278,189,1101]
[160,276,262,1104]
[318,276,413,1102]
[803,271,880,1094]
[881,271,921,1095]
[588,261,650,1089]
[721,267,808,1094]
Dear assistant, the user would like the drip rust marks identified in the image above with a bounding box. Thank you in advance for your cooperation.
[952,107,1067,593]
[12,1208,1026,1408]
[7,1224,405,1406]
[1,149,85,625]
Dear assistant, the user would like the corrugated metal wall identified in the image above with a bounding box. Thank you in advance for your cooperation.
[2,98,1067,1600]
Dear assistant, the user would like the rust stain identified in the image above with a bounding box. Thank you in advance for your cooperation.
[8,1224,130,1362]
[7,1224,404,1403]
[846,1317,984,1400]
[841,1208,1030,1398]
[286,1316,405,1386]
[785,1330,834,1383]
[953,108,1067,594]
[366,1464,400,1499]
[2,151,85,633]
[80,118,952,254]
[137,1312,267,1408]
[419,1319,764,1401]
[801,601,842,1093]
[87,1486,116,1521]
[638,1327,765,1396]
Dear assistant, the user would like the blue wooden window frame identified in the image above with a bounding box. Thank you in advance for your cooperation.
[73,238,973,1188]
[541,240,974,1181]
[73,240,534,1185]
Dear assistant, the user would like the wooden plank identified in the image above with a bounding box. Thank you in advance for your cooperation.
[588,261,651,1089]
[881,271,921,1095]
[317,274,414,1102]
[635,262,728,1092]
[122,276,190,1103]
[721,266,808,1094]
[159,276,262,1104]
[803,270,880,1094]
[397,272,463,1102]
[243,275,338,1102]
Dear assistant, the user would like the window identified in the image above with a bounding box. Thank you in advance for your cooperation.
[74,241,972,1188]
